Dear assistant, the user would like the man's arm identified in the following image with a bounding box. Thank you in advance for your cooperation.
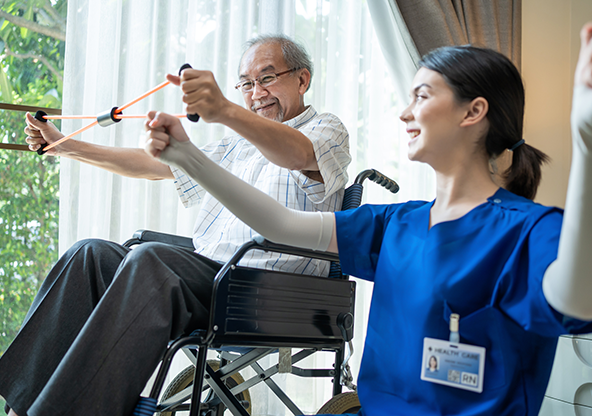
[25,112,173,180]
[217,103,319,171]
[167,71,319,173]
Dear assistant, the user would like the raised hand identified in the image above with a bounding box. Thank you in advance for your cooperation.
[166,68,231,124]
[575,22,592,88]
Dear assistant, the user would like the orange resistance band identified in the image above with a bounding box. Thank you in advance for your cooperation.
[116,80,170,113]
[43,114,187,120]
[43,121,99,152]
[40,80,177,152]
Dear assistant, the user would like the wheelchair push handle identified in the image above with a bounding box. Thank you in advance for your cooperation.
[354,169,400,194]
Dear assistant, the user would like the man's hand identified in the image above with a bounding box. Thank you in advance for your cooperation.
[575,22,592,88]
[166,69,235,124]
[24,112,64,155]
[144,111,191,159]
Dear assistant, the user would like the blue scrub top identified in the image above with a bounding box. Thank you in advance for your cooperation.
[334,188,592,416]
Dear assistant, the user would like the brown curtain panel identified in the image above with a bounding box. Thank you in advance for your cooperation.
[394,0,521,69]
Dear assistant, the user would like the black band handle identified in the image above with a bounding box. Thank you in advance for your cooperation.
[34,111,49,155]
[178,63,200,123]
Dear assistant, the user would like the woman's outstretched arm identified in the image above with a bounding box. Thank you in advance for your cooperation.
[543,22,592,320]
[143,111,339,253]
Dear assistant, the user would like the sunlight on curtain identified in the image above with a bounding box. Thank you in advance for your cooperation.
[61,0,435,414]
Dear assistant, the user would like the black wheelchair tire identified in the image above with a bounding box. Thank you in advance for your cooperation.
[316,391,361,414]
[157,359,252,415]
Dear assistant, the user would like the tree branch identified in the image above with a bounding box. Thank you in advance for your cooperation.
[25,178,38,202]
[41,0,66,31]
[3,47,63,83]
[0,10,66,41]
[36,9,57,28]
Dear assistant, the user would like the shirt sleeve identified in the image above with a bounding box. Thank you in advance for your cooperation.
[289,112,351,204]
[500,209,592,337]
[334,204,392,282]
[171,137,233,208]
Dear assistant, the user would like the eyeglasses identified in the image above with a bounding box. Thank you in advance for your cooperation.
[235,68,297,92]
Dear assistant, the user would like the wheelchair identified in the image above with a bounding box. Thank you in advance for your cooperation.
[125,169,399,416]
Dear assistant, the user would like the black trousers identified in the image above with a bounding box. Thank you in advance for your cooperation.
[0,238,222,416]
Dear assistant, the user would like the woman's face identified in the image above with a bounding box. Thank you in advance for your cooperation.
[429,356,437,369]
[400,68,472,167]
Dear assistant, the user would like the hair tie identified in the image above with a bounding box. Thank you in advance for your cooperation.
[509,139,525,151]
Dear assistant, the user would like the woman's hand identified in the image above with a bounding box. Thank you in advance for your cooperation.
[144,111,190,159]
[575,22,592,88]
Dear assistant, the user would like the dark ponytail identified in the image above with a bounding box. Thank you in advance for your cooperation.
[419,46,549,200]
[504,144,549,200]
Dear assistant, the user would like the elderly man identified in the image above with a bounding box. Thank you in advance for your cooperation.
[0,34,350,416]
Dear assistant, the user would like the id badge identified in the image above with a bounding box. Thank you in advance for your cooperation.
[420,337,485,393]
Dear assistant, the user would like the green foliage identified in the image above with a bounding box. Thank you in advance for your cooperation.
[0,118,60,351]
[0,61,13,100]
[0,0,66,104]
[0,0,65,371]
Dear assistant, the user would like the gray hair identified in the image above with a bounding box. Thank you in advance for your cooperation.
[239,34,313,92]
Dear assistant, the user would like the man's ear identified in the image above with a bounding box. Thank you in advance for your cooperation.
[298,68,311,95]
[460,97,488,127]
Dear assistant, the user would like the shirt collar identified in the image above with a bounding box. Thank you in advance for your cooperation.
[282,105,317,129]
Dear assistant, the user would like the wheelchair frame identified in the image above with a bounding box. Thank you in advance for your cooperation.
[125,169,399,416]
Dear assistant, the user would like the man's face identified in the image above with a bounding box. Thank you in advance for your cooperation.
[238,42,308,122]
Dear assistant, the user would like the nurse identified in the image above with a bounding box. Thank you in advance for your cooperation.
[144,23,592,416]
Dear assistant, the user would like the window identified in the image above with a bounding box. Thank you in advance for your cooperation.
[0,1,425,412]
[0,1,66,392]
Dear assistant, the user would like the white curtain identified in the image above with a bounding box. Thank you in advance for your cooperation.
[61,0,435,414]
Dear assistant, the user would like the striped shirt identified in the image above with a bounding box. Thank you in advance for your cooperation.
[171,106,351,276]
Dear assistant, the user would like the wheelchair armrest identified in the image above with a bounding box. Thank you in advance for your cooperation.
[123,229,194,249]
[250,235,340,264]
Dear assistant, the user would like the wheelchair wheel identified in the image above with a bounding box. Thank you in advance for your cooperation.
[316,392,361,414]
[157,359,252,415]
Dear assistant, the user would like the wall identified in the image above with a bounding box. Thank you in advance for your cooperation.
[522,0,592,208]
